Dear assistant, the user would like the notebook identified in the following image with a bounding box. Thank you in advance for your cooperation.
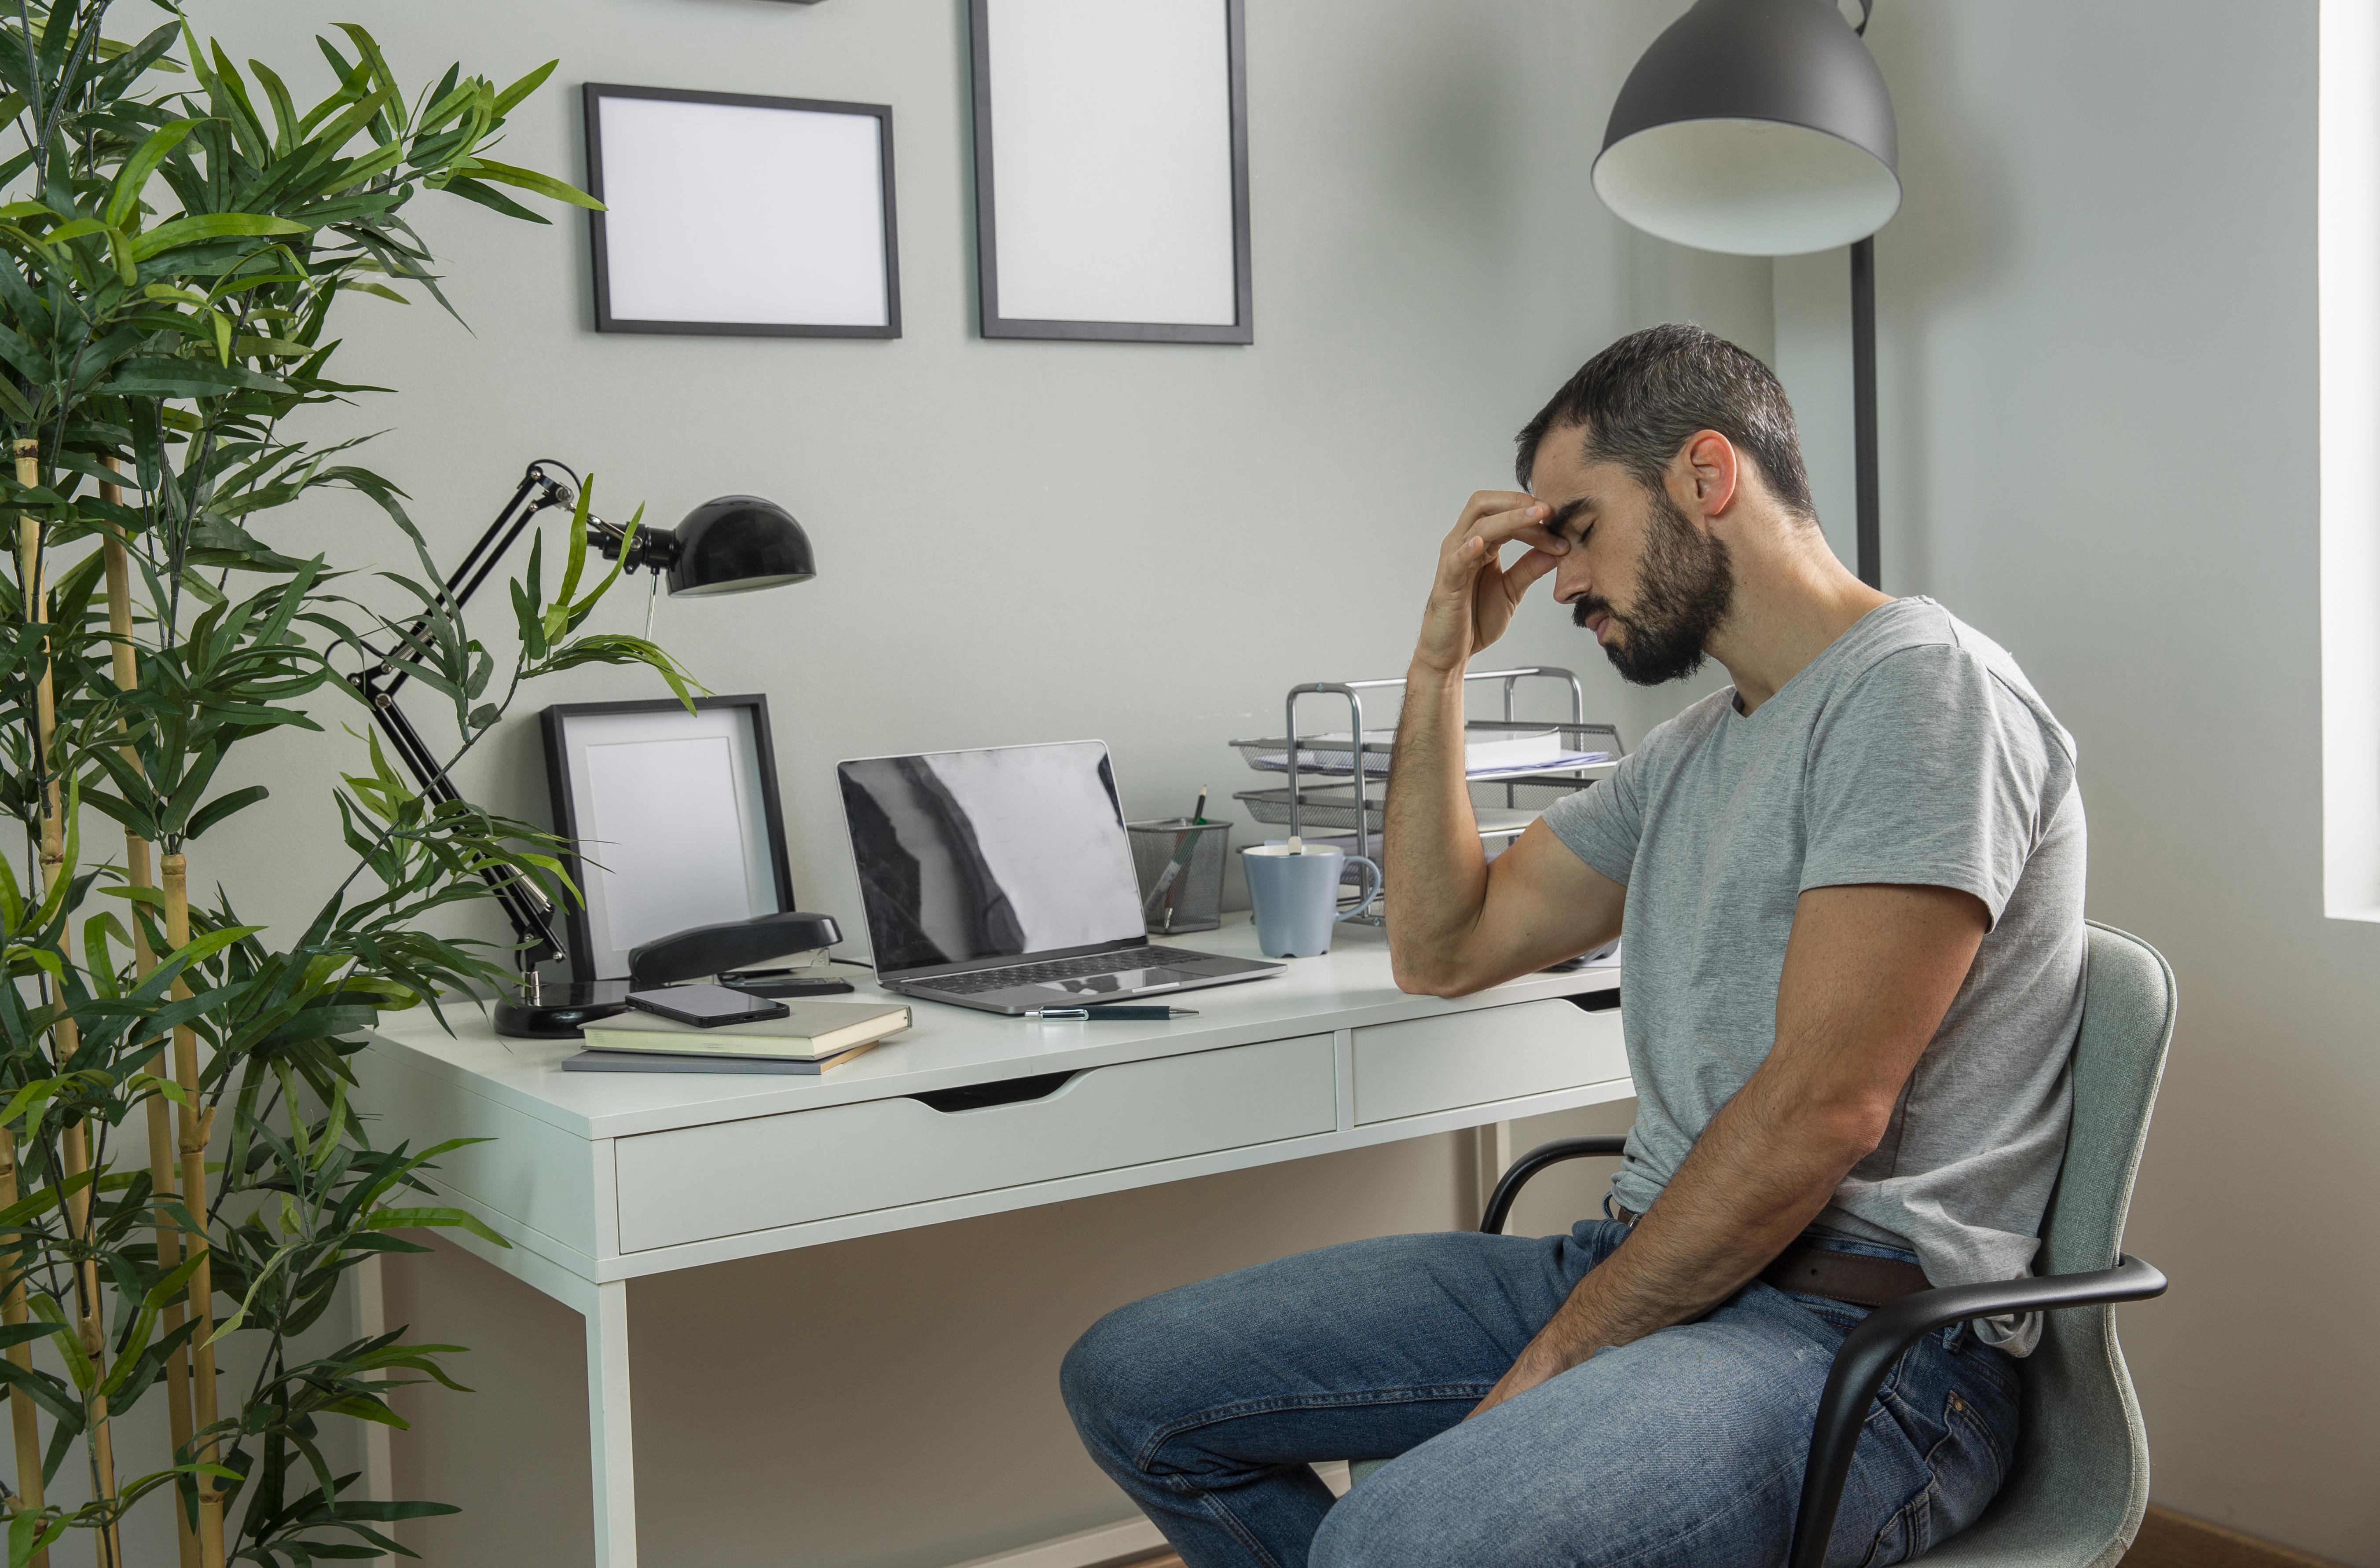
[578,1000,911,1061]
[562,1039,883,1074]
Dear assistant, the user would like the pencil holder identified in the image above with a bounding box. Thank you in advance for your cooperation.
[1127,818,1233,935]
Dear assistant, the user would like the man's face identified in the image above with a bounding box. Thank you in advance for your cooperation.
[1528,428,1735,686]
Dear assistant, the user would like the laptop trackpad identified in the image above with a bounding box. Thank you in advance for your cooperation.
[1039,967,1198,997]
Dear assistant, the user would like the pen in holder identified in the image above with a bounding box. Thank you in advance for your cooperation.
[1126,817,1232,934]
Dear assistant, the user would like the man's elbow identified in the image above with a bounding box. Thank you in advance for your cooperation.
[1801,1097,1896,1168]
[1390,947,1488,998]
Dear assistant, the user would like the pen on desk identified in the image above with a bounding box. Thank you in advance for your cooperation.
[1026,1006,1200,1020]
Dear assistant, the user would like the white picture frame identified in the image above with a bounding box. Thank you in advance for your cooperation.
[968,0,1253,343]
[583,83,901,338]
[541,696,797,982]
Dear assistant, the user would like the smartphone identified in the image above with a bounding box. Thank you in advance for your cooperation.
[624,983,791,1029]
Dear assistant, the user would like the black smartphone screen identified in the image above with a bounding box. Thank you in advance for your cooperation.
[625,984,791,1028]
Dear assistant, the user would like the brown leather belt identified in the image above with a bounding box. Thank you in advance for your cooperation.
[1610,1205,1931,1308]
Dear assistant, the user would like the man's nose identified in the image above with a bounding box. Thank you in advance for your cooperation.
[1551,553,1593,604]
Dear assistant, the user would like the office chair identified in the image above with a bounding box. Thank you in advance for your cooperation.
[1347,921,2176,1568]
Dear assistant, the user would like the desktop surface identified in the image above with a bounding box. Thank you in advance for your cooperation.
[366,914,1621,1143]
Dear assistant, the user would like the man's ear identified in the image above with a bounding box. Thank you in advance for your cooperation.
[1669,430,1740,522]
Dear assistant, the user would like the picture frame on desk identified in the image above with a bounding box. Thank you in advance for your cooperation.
[968,0,1254,344]
[540,694,799,982]
[583,82,902,338]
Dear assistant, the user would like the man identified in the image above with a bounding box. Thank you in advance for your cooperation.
[1061,324,2084,1568]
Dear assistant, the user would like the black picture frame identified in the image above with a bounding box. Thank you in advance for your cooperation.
[583,82,902,339]
[968,0,1253,344]
[540,695,798,981]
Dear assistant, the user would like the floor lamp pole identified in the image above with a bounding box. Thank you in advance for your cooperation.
[1850,234,1881,589]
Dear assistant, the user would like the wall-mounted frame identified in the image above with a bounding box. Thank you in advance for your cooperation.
[968,0,1252,344]
[583,83,901,338]
[540,695,797,981]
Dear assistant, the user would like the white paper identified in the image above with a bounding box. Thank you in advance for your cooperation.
[598,94,889,327]
[583,736,759,954]
[986,0,1237,325]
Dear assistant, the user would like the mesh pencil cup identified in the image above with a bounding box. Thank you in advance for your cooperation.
[1127,818,1232,935]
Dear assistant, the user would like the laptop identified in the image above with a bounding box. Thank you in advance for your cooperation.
[837,740,1282,1015]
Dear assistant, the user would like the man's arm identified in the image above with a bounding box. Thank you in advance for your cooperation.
[1467,881,1989,1420]
[1386,492,1623,995]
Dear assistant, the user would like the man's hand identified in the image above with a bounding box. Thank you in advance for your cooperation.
[1414,491,1570,677]
[1466,1333,1590,1421]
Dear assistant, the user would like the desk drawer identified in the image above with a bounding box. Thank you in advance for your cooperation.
[613,1034,1337,1252]
[1353,998,1625,1125]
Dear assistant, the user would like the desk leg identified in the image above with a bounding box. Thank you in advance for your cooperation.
[355,1254,394,1515]
[584,1280,638,1568]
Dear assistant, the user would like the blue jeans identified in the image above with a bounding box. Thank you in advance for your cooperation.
[1061,1220,2018,1568]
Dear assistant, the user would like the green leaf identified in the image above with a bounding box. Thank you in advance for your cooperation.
[365,1206,510,1249]
[104,117,201,228]
[185,784,269,839]
[127,212,313,262]
[455,157,604,210]
[491,59,558,118]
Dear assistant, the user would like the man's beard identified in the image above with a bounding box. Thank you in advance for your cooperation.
[1571,488,1735,686]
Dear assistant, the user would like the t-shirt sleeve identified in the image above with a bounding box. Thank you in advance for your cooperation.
[1542,736,1649,885]
[1800,645,2058,925]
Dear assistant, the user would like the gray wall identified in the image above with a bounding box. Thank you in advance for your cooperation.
[168,3,1765,1564]
[149,3,2374,1565]
[1778,4,2376,1563]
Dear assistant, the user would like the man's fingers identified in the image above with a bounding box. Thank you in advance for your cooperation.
[1446,490,1548,548]
[1470,506,1566,555]
[1500,546,1562,598]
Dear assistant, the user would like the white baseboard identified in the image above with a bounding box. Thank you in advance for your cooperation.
[944,1463,1354,1568]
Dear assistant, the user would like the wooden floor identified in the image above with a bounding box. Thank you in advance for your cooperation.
[1116,1505,2348,1568]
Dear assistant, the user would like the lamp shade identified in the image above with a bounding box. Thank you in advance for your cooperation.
[1593,0,1899,256]
[664,495,815,597]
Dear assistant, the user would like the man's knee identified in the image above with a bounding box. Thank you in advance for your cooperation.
[1059,1296,1175,1462]
[1311,1475,1460,1568]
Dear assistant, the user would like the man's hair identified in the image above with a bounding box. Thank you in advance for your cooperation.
[1514,323,1817,520]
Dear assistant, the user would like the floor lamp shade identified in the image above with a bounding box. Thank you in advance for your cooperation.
[1593,0,1900,256]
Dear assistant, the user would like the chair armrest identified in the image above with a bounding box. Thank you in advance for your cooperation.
[1786,1254,2167,1568]
[1479,1135,1629,1235]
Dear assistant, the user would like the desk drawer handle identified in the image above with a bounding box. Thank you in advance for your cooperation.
[909,1071,1077,1114]
[1566,991,1620,1014]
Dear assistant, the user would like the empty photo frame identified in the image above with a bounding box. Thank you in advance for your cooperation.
[541,696,797,981]
[583,83,901,337]
[968,0,1252,343]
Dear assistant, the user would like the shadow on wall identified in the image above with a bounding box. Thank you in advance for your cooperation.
[1868,4,2017,599]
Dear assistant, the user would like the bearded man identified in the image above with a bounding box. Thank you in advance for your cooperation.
[1060,324,2085,1568]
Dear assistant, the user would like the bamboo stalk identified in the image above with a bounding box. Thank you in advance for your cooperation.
[8,438,49,1568]
[0,1129,44,1560]
[102,465,192,1568]
[162,856,224,1568]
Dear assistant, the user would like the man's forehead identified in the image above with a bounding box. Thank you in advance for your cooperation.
[1527,440,1631,509]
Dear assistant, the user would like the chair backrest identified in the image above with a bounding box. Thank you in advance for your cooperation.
[1919,921,2175,1568]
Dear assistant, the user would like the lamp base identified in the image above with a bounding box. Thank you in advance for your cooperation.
[495,979,632,1040]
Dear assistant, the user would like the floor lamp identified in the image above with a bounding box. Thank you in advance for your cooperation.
[1591,0,1900,588]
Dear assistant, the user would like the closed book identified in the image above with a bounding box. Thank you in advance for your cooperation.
[562,1039,882,1075]
[580,1000,911,1061]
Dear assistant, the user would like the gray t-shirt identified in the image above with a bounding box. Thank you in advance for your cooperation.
[1543,597,2085,1352]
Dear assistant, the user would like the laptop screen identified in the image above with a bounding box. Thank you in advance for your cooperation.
[838,741,1147,977]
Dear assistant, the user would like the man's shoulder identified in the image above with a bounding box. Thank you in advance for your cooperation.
[1828,600,2078,766]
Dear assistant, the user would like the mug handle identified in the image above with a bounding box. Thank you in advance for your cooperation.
[1335,856,1383,922]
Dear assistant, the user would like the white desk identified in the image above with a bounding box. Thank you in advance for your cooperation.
[356,918,1630,1568]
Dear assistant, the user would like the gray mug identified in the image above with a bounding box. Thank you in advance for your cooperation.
[1241,845,1383,958]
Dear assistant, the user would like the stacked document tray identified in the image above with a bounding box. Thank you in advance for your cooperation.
[1228,668,1624,923]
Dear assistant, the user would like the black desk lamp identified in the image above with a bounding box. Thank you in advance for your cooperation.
[1592,0,1899,588]
[352,460,836,1037]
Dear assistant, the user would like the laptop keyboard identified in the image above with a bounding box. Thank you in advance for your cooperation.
[927,948,1214,995]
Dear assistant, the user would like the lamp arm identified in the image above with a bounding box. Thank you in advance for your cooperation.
[349,457,605,969]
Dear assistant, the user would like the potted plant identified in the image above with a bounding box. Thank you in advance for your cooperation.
[0,7,691,1564]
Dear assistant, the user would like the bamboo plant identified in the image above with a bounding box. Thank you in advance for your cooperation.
[0,5,697,1564]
